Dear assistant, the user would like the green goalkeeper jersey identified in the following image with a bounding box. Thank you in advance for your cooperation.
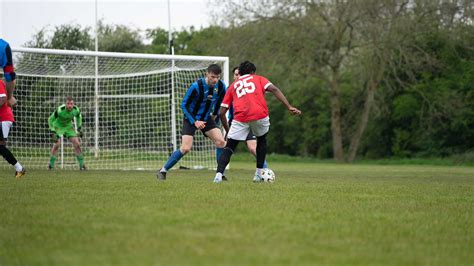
[48,104,82,131]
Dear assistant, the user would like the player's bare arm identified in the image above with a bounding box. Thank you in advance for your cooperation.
[4,44,16,100]
[219,106,230,133]
[5,80,15,100]
[267,84,302,115]
[7,96,17,108]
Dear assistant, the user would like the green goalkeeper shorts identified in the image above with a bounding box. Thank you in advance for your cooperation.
[54,127,78,138]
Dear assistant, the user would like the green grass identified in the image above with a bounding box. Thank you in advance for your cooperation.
[1,161,473,265]
[238,152,474,166]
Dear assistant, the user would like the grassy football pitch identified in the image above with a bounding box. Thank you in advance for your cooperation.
[1,160,473,265]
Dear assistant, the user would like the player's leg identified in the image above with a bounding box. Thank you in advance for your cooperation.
[206,128,225,170]
[157,119,196,180]
[214,138,239,183]
[213,117,225,169]
[213,120,249,183]
[203,117,228,180]
[70,136,86,170]
[157,135,193,180]
[49,131,61,169]
[246,139,257,156]
[245,133,268,168]
[204,127,228,180]
[255,133,268,174]
[0,121,25,178]
[202,117,226,162]
[250,117,270,182]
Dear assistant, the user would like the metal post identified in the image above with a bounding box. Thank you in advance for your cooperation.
[170,56,176,151]
[94,0,100,158]
[60,135,64,169]
[168,0,177,151]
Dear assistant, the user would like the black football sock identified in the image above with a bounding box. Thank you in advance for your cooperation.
[217,139,239,174]
[0,145,18,166]
[256,134,267,169]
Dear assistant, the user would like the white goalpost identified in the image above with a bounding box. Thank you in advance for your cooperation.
[2,47,229,170]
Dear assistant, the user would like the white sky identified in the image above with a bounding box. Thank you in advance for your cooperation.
[0,0,212,47]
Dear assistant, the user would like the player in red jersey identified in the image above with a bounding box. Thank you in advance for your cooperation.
[0,80,25,178]
[213,61,301,183]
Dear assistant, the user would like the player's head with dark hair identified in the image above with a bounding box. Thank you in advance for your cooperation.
[238,61,256,76]
[205,64,222,87]
[207,64,222,75]
[232,66,239,81]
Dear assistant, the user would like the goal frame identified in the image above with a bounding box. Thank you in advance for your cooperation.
[10,47,229,170]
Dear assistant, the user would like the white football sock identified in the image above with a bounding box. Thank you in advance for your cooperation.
[15,162,23,172]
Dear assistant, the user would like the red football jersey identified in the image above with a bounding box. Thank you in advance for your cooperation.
[221,74,272,122]
[0,80,14,122]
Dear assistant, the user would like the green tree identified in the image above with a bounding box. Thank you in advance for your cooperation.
[145,28,169,54]
[26,24,93,50]
[50,24,93,50]
[98,22,143,52]
[214,0,474,161]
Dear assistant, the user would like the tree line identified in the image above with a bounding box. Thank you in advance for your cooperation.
[24,0,474,161]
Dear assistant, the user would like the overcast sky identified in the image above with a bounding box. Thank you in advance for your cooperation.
[0,0,212,48]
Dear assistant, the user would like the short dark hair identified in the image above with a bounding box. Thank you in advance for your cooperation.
[207,64,222,75]
[238,61,256,75]
[66,96,74,102]
[232,66,239,73]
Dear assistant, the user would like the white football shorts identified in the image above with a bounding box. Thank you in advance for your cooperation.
[228,116,270,141]
[0,121,13,140]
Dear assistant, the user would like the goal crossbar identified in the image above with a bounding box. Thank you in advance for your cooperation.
[13,47,229,63]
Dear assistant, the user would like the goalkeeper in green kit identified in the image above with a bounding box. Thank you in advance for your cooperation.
[48,96,86,170]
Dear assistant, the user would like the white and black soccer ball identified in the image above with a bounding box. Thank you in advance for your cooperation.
[261,168,276,183]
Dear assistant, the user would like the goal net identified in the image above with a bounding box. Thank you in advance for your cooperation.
[1,47,229,171]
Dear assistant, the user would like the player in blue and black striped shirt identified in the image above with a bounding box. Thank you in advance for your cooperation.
[157,64,227,180]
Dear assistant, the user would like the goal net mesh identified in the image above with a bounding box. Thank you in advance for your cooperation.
[1,48,228,171]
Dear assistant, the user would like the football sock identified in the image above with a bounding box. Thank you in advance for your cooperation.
[216,147,225,174]
[49,156,57,167]
[216,147,223,162]
[15,162,23,172]
[76,155,84,168]
[163,150,184,171]
[217,147,233,174]
[256,134,267,169]
[217,139,239,174]
[252,155,268,168]
[0,145,18,166]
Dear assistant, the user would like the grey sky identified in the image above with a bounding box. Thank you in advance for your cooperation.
[0,0,211,47]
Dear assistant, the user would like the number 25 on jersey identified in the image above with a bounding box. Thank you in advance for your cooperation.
[235,76,256,98]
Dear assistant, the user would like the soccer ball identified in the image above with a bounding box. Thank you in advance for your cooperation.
[261,168,276,183]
